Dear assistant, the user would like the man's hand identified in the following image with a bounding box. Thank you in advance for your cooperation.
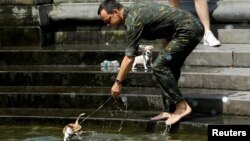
[111,55,134,98]
[111,82,121,98]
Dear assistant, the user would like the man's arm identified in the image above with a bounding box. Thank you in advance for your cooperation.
[111,55,134,97]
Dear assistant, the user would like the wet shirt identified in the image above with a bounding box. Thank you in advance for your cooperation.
[124,1,202,56]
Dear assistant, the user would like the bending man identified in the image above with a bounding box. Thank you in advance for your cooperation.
[97,0,204,125]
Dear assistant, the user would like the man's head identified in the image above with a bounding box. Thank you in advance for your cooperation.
[97,0,124,27]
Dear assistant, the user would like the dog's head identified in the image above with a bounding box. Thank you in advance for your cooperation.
[143,49,152,57]
[139,45,153,57]
[63,123,83,138]
[63,113,85,141]
[63,123,79,134]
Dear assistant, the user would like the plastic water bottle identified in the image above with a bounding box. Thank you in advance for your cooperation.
[107,61,112,67]
[111,60,120,67]
[100,60,109,67]
[100,60,120,72]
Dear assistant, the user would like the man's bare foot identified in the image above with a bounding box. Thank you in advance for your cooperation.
[150,112,172,121]
[165,100,191,125]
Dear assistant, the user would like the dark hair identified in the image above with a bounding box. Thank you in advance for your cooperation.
[97,0,124,15]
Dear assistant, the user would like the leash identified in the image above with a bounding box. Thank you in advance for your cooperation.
[79,96,112,124]
[78,95,128,133]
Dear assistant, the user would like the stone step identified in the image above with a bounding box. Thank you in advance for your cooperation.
[1,44,249,67]
[0,25,245,46]
[180,66,250,90]
[0,44,125,66]
[216,24,250,44]
[0,26,53,46]
[186,44,250,67]
[212,0,250,22]
[0,65,249,90]
[0,86,249,116]
[46,0,250,45]
[0,86,223,115]
[0,108,158,121]
[52,24,250,45]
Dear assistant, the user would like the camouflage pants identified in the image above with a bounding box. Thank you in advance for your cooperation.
[152,27,204,112]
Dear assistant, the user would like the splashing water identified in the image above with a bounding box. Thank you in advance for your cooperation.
[163,124,171,135]
[120,96,128,103]
[225,24,234,30]
[78,95,128,134]
[69,92,76,98]
[222,96,229,103]
[117,95,128,133]
[165,54,173,61]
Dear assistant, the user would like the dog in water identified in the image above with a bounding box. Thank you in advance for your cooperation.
[132,45,153,70]
[63,113,85,141]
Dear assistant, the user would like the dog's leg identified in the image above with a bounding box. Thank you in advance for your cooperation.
[143,60,148,70]
[63,134,69,141]
[143,56,148,70]
[76,132,83,141]
[63,126,73,141]
[132,61,137,70]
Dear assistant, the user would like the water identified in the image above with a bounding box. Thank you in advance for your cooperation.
[0,124,207,141]
[0,96,208,141]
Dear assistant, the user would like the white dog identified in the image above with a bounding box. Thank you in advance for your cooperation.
[63,113,85,141]
[132,45,153,70]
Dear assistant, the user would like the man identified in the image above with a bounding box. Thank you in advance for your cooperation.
[97,0,204,125]
[168,0,221,47]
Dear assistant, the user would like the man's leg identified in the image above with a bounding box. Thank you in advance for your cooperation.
[168,0,220,47]
[151,39,176,121]
[194,0,221,46]
[151,56,182,121]
[152,35,201,124]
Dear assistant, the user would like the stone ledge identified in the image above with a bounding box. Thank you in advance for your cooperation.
[0,65,249,90]
[186,44,250,67]
[0,26,54,46]
[1,1,249,26]
[0,86,250,116]
[48,0,250,23]
[0,43,249,67]
[0,0,52,5]
[213,1,250,22]
[180,66,250,90]
[0,27,41,46]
